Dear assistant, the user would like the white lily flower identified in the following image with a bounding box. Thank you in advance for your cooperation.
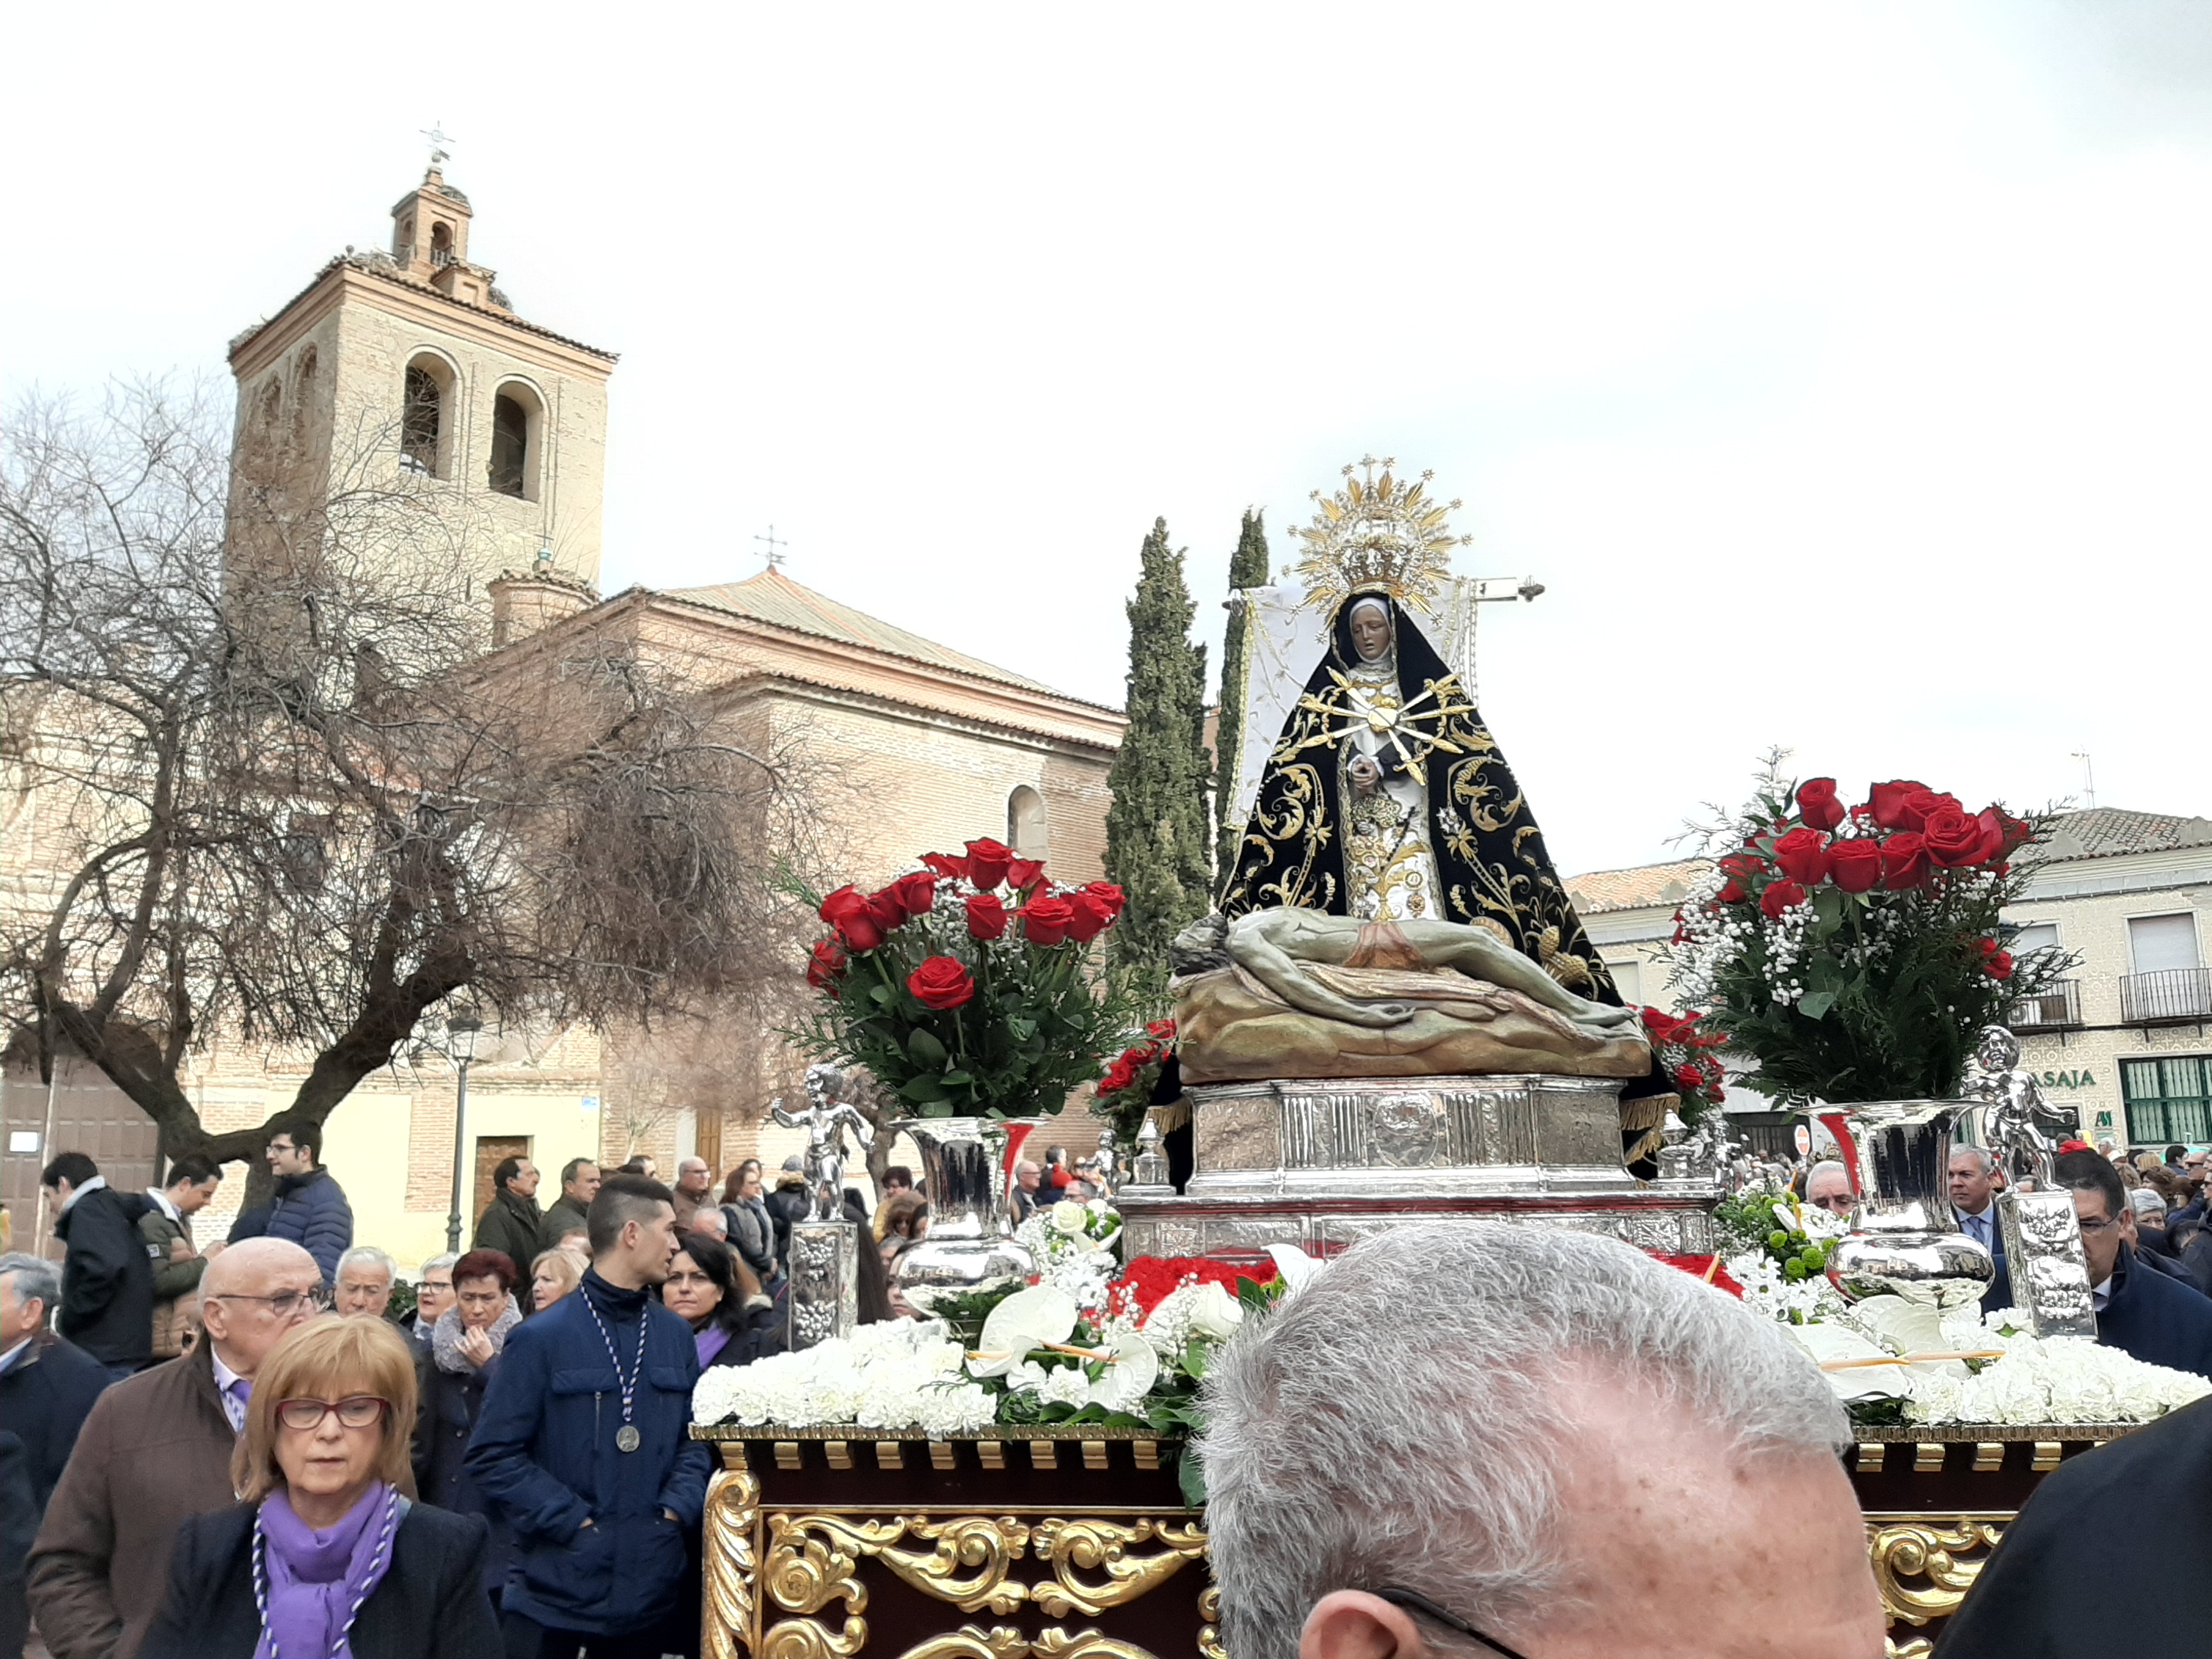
[1266,1244,1323,1294]
[968,1285,1079,1378]
[1087,1327,1161,1412]
[1186,1281,1243,1341]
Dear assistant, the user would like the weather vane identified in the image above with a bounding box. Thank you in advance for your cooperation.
[421,122,455,169]
[755,524,788,569]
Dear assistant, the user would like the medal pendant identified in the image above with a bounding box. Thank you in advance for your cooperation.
[616,1424,641,1453]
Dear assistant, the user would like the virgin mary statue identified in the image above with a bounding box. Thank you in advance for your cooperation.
[1220,462,1618,1007]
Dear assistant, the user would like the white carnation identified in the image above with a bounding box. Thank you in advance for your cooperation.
[692,1319,996,1434]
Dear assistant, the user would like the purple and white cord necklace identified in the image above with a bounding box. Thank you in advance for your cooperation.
[583,1289,647,1452]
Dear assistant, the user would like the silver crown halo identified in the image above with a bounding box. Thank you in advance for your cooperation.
[1290,455,1472,616]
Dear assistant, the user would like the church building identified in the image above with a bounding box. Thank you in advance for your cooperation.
[2,161,1123,1264]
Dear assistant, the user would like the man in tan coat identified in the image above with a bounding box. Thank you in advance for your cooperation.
[27,1237,321,1659]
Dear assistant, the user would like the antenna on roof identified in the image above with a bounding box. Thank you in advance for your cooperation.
[2071,752,2096,810]
[754,524,788,571]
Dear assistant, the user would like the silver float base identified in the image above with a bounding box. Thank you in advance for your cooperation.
[1119,1074,1719,1259]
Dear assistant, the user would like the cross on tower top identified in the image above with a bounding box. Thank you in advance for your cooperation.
[754,524,788,569]
[421,121,456,171]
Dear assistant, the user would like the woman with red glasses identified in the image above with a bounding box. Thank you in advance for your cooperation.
[138,1313,499,1658]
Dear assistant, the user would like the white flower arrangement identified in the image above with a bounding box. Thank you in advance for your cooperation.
[692,1318,997,1435]
[1012,1197,1122,1312]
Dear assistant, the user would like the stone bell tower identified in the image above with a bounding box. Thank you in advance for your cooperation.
[225,143,617,608]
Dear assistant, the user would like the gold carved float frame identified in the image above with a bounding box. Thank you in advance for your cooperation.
[699,1421,2142,1659]
[699,1429,1214,1659]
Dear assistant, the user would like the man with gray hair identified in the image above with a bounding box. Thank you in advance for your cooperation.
[1804,1158,1855,1217]
[332,1244,397,1318]
[1199,1223,1884,1659]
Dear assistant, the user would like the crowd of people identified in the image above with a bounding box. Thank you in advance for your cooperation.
[2,1116,1073,1659]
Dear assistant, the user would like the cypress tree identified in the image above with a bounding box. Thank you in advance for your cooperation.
[1104,517,1214,1000]
[1212,508,1270,877]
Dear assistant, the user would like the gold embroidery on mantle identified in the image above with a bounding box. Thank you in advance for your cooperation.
[1866,1517,2010,1627]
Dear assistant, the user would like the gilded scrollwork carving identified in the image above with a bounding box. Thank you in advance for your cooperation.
[1197,1585,1226,1659]
[879,1517,1035,1615]
[1031,1628,1159,1659]
[1029,1519,1210,1617]
[703,1468,761,1659]
[890,1628,1032,1659]
[765,1514,905,1616]
[760,1616,870,1659]
[1884,1643,1934,1659]
[1866,1518,2008,1627]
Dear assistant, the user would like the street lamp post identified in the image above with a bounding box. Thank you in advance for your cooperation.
[444,1016,483,1253]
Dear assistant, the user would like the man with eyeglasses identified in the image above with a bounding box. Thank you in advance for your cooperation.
[1200,1222,1886,1659]
[2039,1149,2212,1379]
[28,1237,324,1659]
[1804,1158,1856,1218]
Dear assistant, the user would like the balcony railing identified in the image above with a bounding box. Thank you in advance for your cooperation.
[2008,979,2083,1032]
[2119,968,2212,1025]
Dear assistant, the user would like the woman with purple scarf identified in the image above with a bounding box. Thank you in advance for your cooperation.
[139,1315,499,1659]
[661,1233,777,1370]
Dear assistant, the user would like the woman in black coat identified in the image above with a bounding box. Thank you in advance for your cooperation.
[139,1313,498,1659]
[410,1249,523,1602]
[663,1232,781,1368]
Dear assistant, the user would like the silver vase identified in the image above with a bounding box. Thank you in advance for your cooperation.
[889,1116,1036,1311]
[1814,1100,1994,1306]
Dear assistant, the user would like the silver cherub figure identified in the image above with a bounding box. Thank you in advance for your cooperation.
[1964,1025,2076,1190]
[770,1063,877,1221]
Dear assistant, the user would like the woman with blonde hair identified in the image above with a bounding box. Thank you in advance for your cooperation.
[140,1314,499,1657]
[528,1246,583,1313]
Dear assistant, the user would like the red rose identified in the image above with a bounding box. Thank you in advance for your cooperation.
[1642,1007,1696,1045]
[1006,857,1048,893]
[1983,950,2015,981]
[1146,1017,1177,1040]
[1673,1063,1706,1092]
[1715,850,1764,905]
[1759,880,1808,919]
[1796,778,1844,832]
[1867,780,1932,831]
[1900,789,1961,832]
[921,852,969,883]
[805,937,847,990]
[1827,838,1881,894]
[964,838,1014,891]
[907,954,976,1010]
[1081,881,1127,918]
[1773,827,1831,886]
[892,870,941,918]
[1921,807,1987,868]
[1064,891,1115,944]
[1100,1058,1138,1095]
[1021,895,1076,945]
[1881,833,1929,890]
[819,884,887,952]
[964,893,1008,940]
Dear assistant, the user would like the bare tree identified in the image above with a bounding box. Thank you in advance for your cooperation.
[0,380,816,1195]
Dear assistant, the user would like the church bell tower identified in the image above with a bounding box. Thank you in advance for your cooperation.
[225,142,617,606]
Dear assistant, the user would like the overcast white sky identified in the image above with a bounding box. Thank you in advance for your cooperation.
[8,3,2212,875]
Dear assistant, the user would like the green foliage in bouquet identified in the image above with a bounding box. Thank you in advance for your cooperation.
[1715,1189,1832,1284]
[1663,759,2078,1107]
[786,839,1140,1119]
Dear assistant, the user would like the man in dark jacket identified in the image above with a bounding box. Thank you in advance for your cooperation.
[1937,1392,2212,1654]
[40,1153,155,1375]
[472,1155,544,1280]
[537,1158,599,1254]
[2050,1149,2212,1379]
[465,1173,713,1656]
[29,1237,323,1659]
[0,1254,115,1519]
[225,1115,353,1283]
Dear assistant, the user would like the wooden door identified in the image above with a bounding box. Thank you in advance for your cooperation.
[473,1136,531,1223]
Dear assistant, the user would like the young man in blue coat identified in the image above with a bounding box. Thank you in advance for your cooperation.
[465,1172,713,1657]
[225,1116,353,1284]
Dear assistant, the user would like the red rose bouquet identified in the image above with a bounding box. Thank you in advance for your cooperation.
[1641,1007,1727,1120]
[789,839,1137,1119]
[1093,1019,1176,1144]
[1663,760,2075,1106]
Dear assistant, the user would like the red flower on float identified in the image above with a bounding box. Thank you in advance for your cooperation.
[1021,895,1077,946]
[1773,828,1832,887]
[1921,808,1988,869]
[1867,780,1932,831]
[819,885,889,952]
[1064,890,1116,944]
[1116,1255,1277,1317]
[1101,1057,1138,1095]
[1006,857,1048,894]
[1796,777,1845,832]
[1829,839,1882,894]
[1146,1018,1177,1040]
[805,937,847,990]
[1716,851,1765,905]
[1672,1062,1707,1092]
[882,870,941,922]
[964,838,1014,891]
[921,852,969,882]
[1760,880,1808,920]
[1881,832,1930,891]
[964,893,1008,940]
[1081,881,1128,918]
[907,955,977,1010]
